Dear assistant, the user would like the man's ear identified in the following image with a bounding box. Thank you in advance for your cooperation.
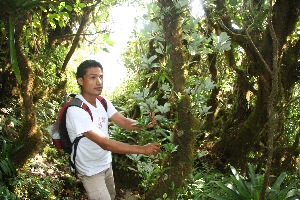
[77,77,83,86]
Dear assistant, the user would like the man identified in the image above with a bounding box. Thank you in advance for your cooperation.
[66,59,160,199]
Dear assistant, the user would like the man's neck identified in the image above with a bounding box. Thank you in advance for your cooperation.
[81,93,99,107]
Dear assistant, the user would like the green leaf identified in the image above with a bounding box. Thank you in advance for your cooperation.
[273,180,297,199]
[247,163,257,187]
[21,0,46,10]
[101,47,109,53]
[64,5,73,11]
[156,103,171,114]
[156,129,172,142]
[102,33,114,46]
[148,55,158,64]
[205,77,217,90]
[229,0,239,6]
[286,188,300,199]
[230,166,251,198]
[215,181,242,199]
[0,159,12,176]
[16,0,30,6]
[200,105,211,113]
[247,163,261,199]
[78,3,86,9]
[208,192,232,200]
[1,140,8,158]
[211,32,231,51]
[9,16,22,84]
[197,151,207,158]
[271,172,286,191]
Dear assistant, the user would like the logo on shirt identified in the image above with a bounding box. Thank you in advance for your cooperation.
[98,117,106,129]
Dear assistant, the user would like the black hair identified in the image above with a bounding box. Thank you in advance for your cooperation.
[76,60,103,78]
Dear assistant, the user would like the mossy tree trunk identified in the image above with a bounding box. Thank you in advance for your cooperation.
[145,0,199,199]
[9,3,96,167]
[12,15,42,167]
[206,0,300,173]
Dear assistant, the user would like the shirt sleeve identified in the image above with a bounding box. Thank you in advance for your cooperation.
[104,98,118,118]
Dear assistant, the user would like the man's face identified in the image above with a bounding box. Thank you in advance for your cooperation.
[77,67,103,96]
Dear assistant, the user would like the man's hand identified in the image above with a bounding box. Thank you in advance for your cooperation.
[147,112,157,129]
[143,142,160,155]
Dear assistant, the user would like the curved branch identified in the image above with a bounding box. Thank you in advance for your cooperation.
[61,5,95,73]
[246,24,272,75]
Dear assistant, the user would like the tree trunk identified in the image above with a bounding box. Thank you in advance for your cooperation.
[260,2,281,198]
[12,15,42,167]
[145,0,199,199]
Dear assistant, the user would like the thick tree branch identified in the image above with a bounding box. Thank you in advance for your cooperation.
[261,0,280,199]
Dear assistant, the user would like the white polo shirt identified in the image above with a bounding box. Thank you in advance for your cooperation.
[66,94,117,176]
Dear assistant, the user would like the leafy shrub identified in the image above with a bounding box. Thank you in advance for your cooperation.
[13,145,85,199]
[0,136,22,199]
[172,162,226,200]
[0,184,17,200]
[208,163,300,200]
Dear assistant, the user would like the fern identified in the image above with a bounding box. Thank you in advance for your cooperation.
[0,139,22,181]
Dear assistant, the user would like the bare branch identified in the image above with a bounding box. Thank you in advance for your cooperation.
[245,24,272,75]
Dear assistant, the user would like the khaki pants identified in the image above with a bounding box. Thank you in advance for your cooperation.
[77,165,116,200]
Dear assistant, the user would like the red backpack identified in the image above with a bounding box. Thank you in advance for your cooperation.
[51,94,107,169]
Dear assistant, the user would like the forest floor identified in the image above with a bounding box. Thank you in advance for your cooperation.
[27,153,142,200]
[114,166,142,200]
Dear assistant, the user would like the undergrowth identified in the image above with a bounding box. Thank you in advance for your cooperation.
[11,145,86,200]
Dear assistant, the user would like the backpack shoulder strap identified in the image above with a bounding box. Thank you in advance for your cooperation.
[68,98,93,120]
[58,98,93,154]
[70,135,84,170]
[96,95,108,112]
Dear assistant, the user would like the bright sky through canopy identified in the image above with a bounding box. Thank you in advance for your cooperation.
[92,0,203,94]
[93,3,146,94]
